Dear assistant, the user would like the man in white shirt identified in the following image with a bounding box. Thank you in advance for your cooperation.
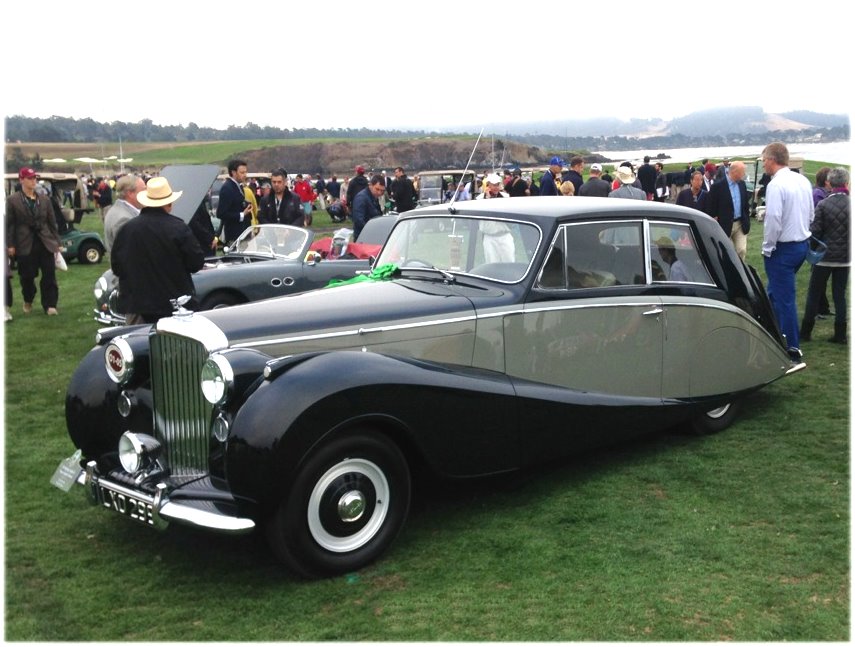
[761,141,813,361]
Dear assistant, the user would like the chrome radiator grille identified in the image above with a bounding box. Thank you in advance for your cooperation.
[150,332,213,476]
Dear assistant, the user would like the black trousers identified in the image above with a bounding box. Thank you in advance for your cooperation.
[16,237,58,310]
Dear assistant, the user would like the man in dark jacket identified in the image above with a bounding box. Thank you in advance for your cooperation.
[706,161,750,260]
[217,159,253,245]
[5,167,63,315]
[345,165,369,211]
[259,169,304,225]
[637,156,657,200]
[390,167,417,211]
[564,157,585,195]
[351,175,386,240]
[111,177,205,324]
[578,164,611,197]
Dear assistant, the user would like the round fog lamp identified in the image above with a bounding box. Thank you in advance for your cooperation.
[118,431,143,473]
[201,354,234,405]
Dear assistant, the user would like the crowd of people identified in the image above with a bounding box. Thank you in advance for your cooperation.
[4,143,849,361]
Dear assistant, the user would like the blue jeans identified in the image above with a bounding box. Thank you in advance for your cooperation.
[764,239,808,350]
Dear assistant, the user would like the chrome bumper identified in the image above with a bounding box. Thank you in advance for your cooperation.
[78,461,255,534]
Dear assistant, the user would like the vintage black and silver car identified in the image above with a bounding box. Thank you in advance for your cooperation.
[58,196,803,577]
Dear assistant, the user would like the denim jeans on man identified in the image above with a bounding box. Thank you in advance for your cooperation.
[764,239,808,351]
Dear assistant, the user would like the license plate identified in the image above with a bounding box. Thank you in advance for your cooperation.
[98,483,156,527]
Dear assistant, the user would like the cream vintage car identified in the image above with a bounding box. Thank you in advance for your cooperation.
[57,196,801,578]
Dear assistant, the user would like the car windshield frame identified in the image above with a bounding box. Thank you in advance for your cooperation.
[232,224,311,260]
[376,214,541,283]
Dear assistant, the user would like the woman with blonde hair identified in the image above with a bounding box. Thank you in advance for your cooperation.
[559,180,575,196]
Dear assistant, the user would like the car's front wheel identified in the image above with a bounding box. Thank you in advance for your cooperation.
[690,400,740,435]
[266,430,411,578]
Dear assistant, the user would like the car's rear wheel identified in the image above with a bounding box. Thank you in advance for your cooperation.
[266,430,411,578]
[78,241,103,264]
[690,400,740,435]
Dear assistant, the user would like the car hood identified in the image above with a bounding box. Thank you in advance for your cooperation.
[195,278,478,355]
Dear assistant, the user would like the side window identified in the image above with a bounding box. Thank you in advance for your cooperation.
[566,222,644,288]
[649,223,714,284]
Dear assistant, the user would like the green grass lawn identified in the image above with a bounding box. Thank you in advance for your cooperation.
[3,211,849,641]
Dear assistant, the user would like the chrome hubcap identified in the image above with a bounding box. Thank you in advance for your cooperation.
[338,490,366,523]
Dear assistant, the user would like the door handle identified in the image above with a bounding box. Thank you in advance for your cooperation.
[643,307,664,316]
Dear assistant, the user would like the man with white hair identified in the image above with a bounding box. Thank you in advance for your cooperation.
[707,160,750,260]
[104,174,146,252]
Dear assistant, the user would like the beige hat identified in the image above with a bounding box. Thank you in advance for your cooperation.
[137,177,183,207]
[615,164,636,184]
[486,173,502,184]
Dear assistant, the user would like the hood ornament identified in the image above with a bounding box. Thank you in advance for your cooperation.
[170,295,194,318]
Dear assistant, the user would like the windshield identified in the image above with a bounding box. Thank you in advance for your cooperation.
[376,216,540,283]
[234,225,309,259]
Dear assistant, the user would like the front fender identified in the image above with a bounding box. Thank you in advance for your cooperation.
[225,351,519,510]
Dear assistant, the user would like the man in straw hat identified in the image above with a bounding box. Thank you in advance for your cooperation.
[111,176,206,325]
[608,163,646,200]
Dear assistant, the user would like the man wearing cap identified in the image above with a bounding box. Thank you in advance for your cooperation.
[609,164,646,200]
[5,167,64,315]
[476,174,514,262]
[539,157,565,196]
[111,177,205,325]
[578,164,611,198]
[345,165,369,212]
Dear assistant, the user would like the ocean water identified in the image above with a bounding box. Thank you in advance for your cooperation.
[593,140,852,165]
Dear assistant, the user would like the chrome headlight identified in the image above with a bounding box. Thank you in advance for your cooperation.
[94,275,108,300]
[105,338,134,384]
[118,431,162,474]
[200,354,234,405]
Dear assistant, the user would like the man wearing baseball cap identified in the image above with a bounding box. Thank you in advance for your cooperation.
[578,163,611,198]
[5,167,64,315]
[539,156,565,196]
[110,176,205,324]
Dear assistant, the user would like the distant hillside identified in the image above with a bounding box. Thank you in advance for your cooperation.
[483,106,848,139]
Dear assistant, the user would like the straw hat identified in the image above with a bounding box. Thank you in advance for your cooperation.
[615,164,636,184]
[137,177,183,207]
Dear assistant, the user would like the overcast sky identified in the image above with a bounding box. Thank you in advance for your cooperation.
[3,1,852,133]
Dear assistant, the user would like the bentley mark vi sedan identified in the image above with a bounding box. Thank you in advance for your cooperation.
[57,196,803,578]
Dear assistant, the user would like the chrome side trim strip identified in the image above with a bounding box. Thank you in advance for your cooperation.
[232,314,477,350]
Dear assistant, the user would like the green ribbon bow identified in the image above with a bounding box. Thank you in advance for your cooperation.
[326,263,399,288]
